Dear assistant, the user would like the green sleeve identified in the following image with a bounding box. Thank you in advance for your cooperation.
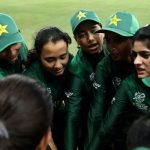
[64,75,84,150]
[0,70,6,79]
[85,57,111,148]
[88,80,129,150]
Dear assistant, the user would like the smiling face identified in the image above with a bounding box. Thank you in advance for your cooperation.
[40,40,69,76]
[74,20,104,55]
[105,31,133,62]
[0,43,21,64]
[133,40,150,78]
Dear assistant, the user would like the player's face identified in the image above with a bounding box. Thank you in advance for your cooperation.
[133,40,150,78]
[75,20,104,55]
[40,40,69,76]
[0,43,21,64]
[105,31,132,62]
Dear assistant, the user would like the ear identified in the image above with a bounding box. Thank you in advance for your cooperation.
[74,35,81,49]
[36,128,51,150]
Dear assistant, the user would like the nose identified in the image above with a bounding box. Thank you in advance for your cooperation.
[107,41,117,53]
[9,49,19,58]
[88,32,94,41]
[54,60,62,69]
[109,46,117,54]
[134,55,142,65]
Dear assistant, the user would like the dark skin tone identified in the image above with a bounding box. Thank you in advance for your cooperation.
[74,20,104,55]
[104,31,133,63]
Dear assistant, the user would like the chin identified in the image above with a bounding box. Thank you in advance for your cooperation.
[137,73,148,79]
[9,60,17,64]
[54,71,64,76]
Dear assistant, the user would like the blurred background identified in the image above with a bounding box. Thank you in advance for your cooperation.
[1,0,149,54]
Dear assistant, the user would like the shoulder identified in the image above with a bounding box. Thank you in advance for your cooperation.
[0,68,7,79]
[24,61,43,77]
[121,74,140,90]
[96,55,111,73]
[69,50,90,75]
[97,55,111,67]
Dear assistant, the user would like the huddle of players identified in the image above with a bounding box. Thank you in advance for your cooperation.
[0,10,150,150]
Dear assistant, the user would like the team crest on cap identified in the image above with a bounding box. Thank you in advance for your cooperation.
[76,11,86,20]
[0,24,8,36]
[109,15,122,26]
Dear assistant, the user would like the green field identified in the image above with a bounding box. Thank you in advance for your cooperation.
[1,0,149,54]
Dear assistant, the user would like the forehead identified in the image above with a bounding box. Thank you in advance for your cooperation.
[105,31,124,38]
[2,43,21,52]
[133,40,150,51]
[76,20,101,31]
[41,40,68,56]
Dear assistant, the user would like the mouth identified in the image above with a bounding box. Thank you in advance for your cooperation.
[87,43,99,51]
[8,56,18,64]
[53,68,64,75]
[136,67,145,75]
[110,53,120,60]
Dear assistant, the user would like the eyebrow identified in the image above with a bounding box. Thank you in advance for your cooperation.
[44,53,67,58]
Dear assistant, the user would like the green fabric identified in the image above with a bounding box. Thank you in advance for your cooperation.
[0,13,23,52]
[86,55,135,149]
[70,10,101,33]
[88,74,150,150]
[142,77,150,87]
[96,11,139,37]
[24,53,73,104]
[133,147,150,150]
[24,54,73,150]
[64,49,104,150]
[0,42,28,79]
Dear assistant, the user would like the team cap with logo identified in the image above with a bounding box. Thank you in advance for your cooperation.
[95,11,139,37]
[70,10,101,33]
[0,13,23,52]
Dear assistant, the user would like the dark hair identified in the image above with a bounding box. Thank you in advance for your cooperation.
[26,26,71,66]
[133,24,150,50]
[34,26,71,55]
[127,115,150,150]
[0,74,53,150]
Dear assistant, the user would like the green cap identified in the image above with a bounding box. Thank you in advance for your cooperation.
[0,13,23,52]
[96,11,139,37]
[70,10,101,33]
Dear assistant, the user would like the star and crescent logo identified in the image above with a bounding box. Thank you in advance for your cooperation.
[76,11,86,20]
[0,24,8,36]
[109,15,122,26]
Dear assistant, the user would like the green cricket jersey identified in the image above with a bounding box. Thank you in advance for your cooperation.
[88,73,150,150]
[64,49,105,150]
[0,42,28,79]
[24,53,73,150]
[86,55,135,149]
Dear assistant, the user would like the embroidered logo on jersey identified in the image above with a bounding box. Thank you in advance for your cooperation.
[93,81,101,89]
[65,91,73,98]
[109,15,122,26]
[89,72,95,81]
[47,87,51,94]
[112,77,121,90]
[133,92,148,110]
[111,97,116,104]
[90,72,95,81]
